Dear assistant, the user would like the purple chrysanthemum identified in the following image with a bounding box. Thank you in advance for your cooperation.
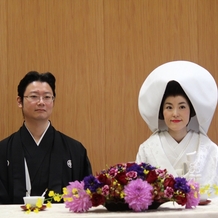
[124,178,153,212]
[174,177,190,193]
[64,181,92,213]
[185,179,200,209]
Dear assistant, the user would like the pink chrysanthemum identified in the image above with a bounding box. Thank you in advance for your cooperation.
[124,178,153,211]
[185,179,200,209]
[64,181,92,212]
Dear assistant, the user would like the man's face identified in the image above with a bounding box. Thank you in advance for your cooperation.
[18,81,54,122]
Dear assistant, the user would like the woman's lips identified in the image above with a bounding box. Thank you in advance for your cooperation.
[171,120,181,123]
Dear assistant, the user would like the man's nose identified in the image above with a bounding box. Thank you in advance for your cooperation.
[37,96,45,103]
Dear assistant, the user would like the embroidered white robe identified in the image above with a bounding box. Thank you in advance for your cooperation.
[136,130,218,185]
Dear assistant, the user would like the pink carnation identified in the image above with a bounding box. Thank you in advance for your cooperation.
[126,171,137,179]
[164,186,174,198]
[101,185,109,195]
[108,168,118,176]
[124,178,153,211]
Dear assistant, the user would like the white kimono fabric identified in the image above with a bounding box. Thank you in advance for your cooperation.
[136,130,218,186]
[136,60,218,186]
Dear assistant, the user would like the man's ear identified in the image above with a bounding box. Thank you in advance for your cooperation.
[17,96,23,108]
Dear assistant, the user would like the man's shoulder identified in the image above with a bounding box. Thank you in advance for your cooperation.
[56,130,85,149]
[0,126,25,144]
[0,132,20,155]
[57,131,79,142]
[0,132,18,145]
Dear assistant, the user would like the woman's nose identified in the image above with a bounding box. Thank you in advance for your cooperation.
[172,109,179,117]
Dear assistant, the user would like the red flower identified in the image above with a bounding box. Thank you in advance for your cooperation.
[126,162,135,168]
[146,170,158,183]
[163,176,176,188]
[175,194,187,206]
[115,172,128,185]
[98,174,111,185]
[91,193,106,206]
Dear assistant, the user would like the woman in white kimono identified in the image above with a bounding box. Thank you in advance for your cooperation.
[135,60,218,186]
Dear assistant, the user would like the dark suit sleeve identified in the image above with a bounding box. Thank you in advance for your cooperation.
[70,140,93,180]
[0,138,11,204]
[0,180,10,204]
[83,148,92,176]
[59,132,92,181]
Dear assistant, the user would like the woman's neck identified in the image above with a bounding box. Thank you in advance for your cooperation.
[168,128,188,143]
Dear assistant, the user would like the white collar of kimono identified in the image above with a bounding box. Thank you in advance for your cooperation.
[24,121,50,145]
[138,60,218,135]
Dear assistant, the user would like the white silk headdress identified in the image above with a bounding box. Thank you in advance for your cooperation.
[138,60,218,135]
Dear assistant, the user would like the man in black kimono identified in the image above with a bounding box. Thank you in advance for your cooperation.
[0,71,92,204]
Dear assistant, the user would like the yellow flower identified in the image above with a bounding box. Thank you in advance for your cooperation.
[33,208,39,213]
[213,184,218,195]
[54,195,62,202]
[48,190,63,202]
[200,184,210,194]
[64,197,73,202]
[86,188,91,195]
[72,188,78,194]
[46,201,52,208]
[120,191,125,199]
[36,199,43,208]
[200,184,218,197]
[63,187,68,195]
[25,209,31,214]
[48,190,55,197]
[71,188,79,198]
[144,169,149,174]
[26,204,31,209]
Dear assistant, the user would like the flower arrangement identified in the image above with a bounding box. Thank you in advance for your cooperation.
[62,162,200,212]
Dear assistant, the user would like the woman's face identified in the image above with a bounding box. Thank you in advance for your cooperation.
[163,95,191,134]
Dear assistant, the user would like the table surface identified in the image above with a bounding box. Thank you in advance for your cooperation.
[0,198,218,218]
